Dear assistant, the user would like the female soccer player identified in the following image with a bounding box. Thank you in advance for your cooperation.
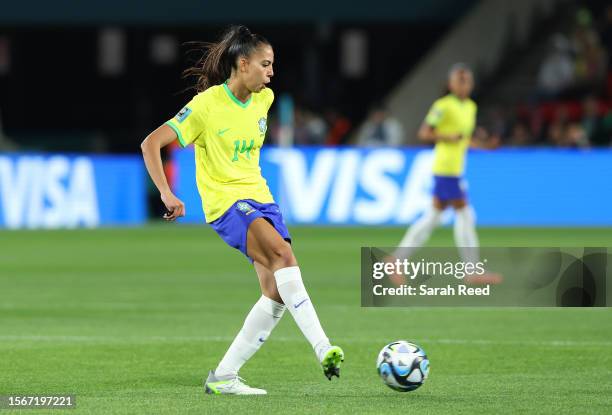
[395,63,480,265]
[140,26,343,395]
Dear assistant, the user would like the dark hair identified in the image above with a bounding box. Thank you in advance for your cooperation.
[447,62,472,78]
[441,62,473,96]
[183,25,270,93]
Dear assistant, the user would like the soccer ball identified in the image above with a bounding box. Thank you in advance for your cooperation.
[376,340,430,392]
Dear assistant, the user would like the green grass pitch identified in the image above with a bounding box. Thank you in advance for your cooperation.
[1,226,611,414]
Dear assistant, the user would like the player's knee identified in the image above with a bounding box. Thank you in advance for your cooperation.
[433,198,446,210]
[272,242,296,269]
[451,199,467,209]
[262,286,283,304]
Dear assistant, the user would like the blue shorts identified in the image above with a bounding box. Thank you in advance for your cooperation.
[210,199,291,262]
[433,176,466,202]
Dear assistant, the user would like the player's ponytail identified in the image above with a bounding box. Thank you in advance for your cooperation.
[183,25,270,93]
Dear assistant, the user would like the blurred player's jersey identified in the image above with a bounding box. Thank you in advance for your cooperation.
[165,83,275,222]
[425,94,477,177]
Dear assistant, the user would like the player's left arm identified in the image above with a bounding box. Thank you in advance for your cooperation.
[265,87,275,111]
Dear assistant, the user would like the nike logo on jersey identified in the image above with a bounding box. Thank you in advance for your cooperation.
[293,299,309,309]
[218,128,231,136]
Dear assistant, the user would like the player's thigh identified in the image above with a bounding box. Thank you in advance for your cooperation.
[433,197,449,210]
[449,199,467,209]
[254,261,283,304]
[246,217,296,269]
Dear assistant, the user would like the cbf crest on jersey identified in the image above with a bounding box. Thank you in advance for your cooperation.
[236,201,256,215]
[175,106,192,123]
[258,117,267,135]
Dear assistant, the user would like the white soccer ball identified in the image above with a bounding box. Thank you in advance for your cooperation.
[376,340,430,392]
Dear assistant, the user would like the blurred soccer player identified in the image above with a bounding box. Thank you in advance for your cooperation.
[140,26,343,395]
[396,64,481,267]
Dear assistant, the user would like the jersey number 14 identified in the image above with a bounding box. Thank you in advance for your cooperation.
[231,139,255,162]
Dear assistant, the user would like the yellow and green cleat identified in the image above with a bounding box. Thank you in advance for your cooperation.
[320,345,344,380]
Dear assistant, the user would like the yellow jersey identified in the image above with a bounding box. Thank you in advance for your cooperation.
[424,94,477,177]
[165,83,275,222]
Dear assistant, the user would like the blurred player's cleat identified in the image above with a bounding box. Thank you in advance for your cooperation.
[319,345,344,380]
[464,272,504,285]
[204,371,267,395]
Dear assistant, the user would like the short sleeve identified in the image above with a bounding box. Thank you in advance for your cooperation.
[263,88,274,111]
[165,95,207,147]
[424,99,445,127]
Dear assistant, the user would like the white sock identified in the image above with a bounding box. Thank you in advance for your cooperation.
[215,295,285,379]
[273,266,330,359]
[454,206,480,263]
[394,208,442,259]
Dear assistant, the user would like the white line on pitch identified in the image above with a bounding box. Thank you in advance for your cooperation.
[0,335,610,348]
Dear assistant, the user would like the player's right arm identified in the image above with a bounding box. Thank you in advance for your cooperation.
[140,124,185,221]
[418,99,461,143]
[141,96,206,221]
[418,123,461,143]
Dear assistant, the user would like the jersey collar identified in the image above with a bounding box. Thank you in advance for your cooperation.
[223,81,252,109]
[449,93,468,103]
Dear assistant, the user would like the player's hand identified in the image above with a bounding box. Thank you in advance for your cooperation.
[160,192,185,221]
